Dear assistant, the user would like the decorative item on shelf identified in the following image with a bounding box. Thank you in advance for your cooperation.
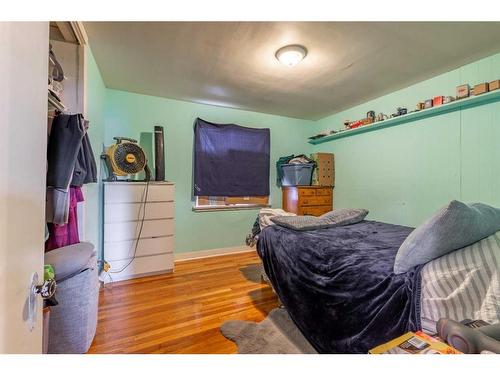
[433,96,444,106]
[376,113,388,122]
[443,96,455,104]
[473,82,489,96]
[391,107,407,118]
[367,110,376,121]
[424,99,433,109]
[456,84,470,99]
[308,131,329,140]
[490,80,500,92]
[343,120,352,129]
[416,102,425,111]
[361,117,374,125]
[348,119,365,129]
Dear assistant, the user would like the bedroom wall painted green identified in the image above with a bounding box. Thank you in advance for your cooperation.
[89,48,500,255]
[103,89,314,253]
[311,51,500,227]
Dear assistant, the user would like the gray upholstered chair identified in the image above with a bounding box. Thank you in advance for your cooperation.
[44,242,99,354]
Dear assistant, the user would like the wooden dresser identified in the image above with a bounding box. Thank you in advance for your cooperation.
[282,186,333,216]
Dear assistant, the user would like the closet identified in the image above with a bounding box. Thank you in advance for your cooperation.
[47,22,90,244]
[45,22,98,354]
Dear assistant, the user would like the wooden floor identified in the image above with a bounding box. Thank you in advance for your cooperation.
[87,251,279,354]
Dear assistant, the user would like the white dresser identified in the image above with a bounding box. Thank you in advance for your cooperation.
[103,181,175,282]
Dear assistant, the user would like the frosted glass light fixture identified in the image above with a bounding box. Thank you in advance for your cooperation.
[275,45,307,67]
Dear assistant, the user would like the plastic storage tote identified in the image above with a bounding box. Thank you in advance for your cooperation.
[280,163,315,186]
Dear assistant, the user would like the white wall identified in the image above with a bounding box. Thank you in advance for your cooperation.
[0,22,49,353]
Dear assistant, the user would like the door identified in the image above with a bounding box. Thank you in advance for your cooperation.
[0,22,49,353]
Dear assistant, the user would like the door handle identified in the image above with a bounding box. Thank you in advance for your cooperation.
[33,278,57,300]
[27,272,57,331]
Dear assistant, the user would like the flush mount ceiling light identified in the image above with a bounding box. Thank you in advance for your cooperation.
[275,44,307,67]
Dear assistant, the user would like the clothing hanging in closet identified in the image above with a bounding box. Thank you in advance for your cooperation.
[46,113,97,189]
[45,113,97,250]
[45,187,84,251]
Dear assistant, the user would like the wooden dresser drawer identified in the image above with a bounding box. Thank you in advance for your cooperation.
[283,186,334,216]
[315,188,332,196]
[299,195,332,206]
[298,188,317,197]
[300,205,332,216]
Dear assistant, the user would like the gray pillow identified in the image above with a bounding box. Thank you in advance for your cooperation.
[271,208,368,231]
[394,200,500,274]
[319,208,369,226]
[45,242,95,281]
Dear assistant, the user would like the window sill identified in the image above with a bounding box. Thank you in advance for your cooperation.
[193,204,271,213]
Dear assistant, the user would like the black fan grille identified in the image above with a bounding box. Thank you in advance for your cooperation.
[113,142,146,174]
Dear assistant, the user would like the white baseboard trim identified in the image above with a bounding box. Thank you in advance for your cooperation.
[174,245,255,262]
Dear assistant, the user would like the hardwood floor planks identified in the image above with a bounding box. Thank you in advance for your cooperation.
[88,251,278,354]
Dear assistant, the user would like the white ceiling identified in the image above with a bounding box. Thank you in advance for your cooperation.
[85,22,500,120]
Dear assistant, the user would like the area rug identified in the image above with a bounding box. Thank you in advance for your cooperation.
[220,308,317,354]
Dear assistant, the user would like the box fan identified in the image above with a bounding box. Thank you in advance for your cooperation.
[102,137,151,181]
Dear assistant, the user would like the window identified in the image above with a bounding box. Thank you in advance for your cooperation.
[193,118,270,211]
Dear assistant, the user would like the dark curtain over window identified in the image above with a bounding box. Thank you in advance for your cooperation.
[194,118,270,197]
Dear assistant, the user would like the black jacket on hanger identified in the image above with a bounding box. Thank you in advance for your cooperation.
[72,121,97,186]
[46,113,97,189]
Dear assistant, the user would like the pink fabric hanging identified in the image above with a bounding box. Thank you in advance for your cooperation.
[45,187,84,252]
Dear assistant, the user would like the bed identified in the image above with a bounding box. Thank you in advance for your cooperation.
[257,220,500,353]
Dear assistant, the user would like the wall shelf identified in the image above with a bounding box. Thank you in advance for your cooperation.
[309,89,500,145]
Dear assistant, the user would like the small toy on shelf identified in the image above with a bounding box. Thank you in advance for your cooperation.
[456,84,470,99]
[391,107,407,118]
[433,96,444,106]
[348,119,364,129]
[473,82,489,96]
[490,80,500,92]
[443,96,455,104]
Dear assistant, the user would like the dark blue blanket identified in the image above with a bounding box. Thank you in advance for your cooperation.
[257,220,423,353]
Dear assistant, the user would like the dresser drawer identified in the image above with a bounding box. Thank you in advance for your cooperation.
[108,252,174,282]
[298,188,317,197]
[104,218,174,242]
[315,188,332,196]
[299,195,332,206]
[300,205,332,216]
[105,201,174,223]
[104,183,174,203]
[104,236,174,261]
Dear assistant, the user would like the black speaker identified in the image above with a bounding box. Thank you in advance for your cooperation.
[154,126,165,181]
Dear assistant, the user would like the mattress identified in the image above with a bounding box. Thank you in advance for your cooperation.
[257,220,422,353]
